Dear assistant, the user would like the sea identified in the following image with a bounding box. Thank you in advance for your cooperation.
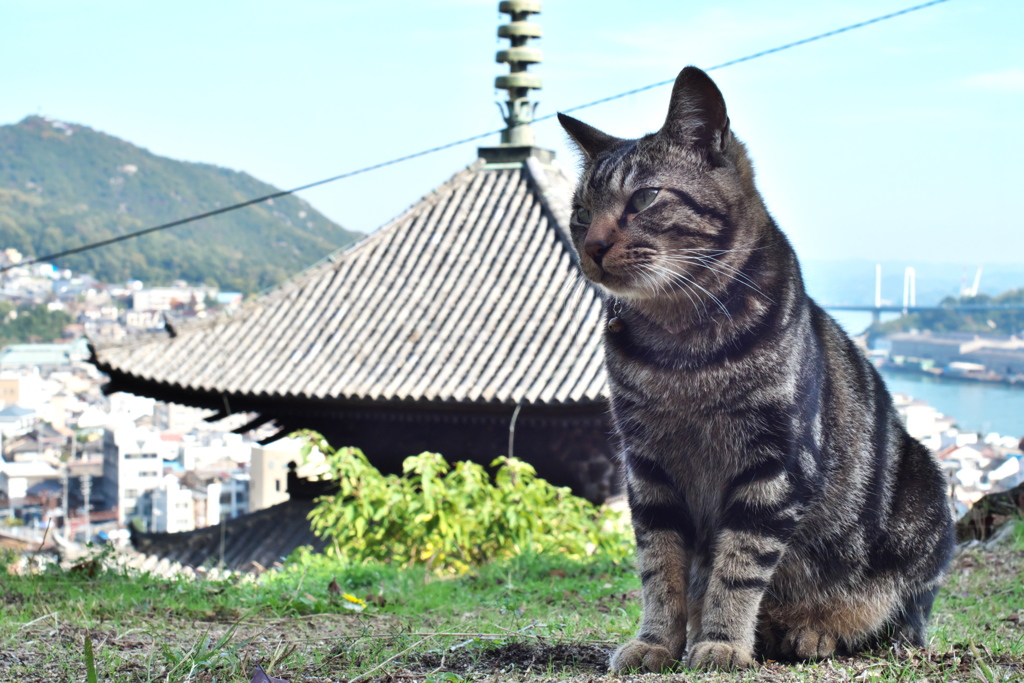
[829,310,1024,440]
[878,368,1024,440]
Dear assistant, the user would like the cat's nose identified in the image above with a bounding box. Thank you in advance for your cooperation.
[585,239,612,267]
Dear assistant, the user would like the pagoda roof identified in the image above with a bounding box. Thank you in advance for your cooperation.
[93,156,608,410]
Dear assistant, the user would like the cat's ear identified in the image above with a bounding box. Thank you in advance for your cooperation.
[558,113,623,160]
[662,66,730,153]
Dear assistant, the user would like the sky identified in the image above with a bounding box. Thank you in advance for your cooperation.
[2,0,1022,273]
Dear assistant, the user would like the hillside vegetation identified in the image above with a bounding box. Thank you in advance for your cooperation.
[0,302,71,344]
[0,116,361,294]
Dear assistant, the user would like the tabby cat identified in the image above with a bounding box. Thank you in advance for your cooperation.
[557,66,954,672]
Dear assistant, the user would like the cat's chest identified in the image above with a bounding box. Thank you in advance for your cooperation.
[608,346,762,409]
[605,333,794,479]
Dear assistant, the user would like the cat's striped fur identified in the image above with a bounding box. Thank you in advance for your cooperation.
[557,67,954,672]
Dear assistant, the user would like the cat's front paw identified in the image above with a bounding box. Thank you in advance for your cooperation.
[688,641,754,670]
[781,626,836,660]
[609,639,674,674]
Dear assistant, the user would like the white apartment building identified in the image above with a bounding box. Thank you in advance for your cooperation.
[149,474,200,533]
[0,461,59,500]
[0,406,37,438]
[101,426,177,524]
[132,286,214,312]
[0,371,45,410]
[150,475,221,533]
[180,433,251,470]
[219,473,249,519]
[145,472,249,533]
[891,393,961,451]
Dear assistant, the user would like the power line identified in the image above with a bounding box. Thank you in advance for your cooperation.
[543,0,952,120]
[1,128,506,273]
[3,0,951,274]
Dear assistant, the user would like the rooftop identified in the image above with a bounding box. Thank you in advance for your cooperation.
[0,338,90,368]
[0,461,59,478]
[94,157,606,408]
[130,498,328,572]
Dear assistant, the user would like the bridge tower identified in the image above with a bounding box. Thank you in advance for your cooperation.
[903,266,916,314]
[873,264,882,324]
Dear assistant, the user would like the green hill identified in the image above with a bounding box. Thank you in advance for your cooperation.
[0,116,361,294]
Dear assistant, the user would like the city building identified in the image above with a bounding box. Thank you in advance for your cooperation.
[891,393,958,450]
[0,338,90,370]
[130,461,330,572]
[131,286,215,313]
[0,406,37,437]
[0,460,59,502]
[143,473,220,534]
[888,332,1024,376]
[2,423,70,465]
[249,437,326,511]
[0,370,45,408]
[180,433,250,471]
[939,441,1024,507]
[100,425,178,524]
[125,310,163,331]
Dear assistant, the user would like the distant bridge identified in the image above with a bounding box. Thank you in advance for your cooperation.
[820,264,1023,323]
[821,303,1024,323]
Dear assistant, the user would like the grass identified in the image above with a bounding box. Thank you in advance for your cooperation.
[1,526,1023,683]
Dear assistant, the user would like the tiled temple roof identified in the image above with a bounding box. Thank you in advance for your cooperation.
[93,157,607,408]
[130,499,327,572]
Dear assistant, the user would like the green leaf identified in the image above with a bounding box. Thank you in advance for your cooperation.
[84,634,98,683]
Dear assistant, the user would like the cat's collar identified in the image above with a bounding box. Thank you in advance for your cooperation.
[607,300,624,333]
[608,299,691,336]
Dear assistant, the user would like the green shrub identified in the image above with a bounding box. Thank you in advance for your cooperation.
[299,431,632,574]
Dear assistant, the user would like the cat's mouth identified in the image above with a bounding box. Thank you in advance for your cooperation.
[587,261,667,302]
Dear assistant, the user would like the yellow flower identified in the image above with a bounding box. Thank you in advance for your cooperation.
[342,593,366,606]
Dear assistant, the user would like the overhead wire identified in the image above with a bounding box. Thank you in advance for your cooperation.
[543,0,951,120]
[2,0,952,274]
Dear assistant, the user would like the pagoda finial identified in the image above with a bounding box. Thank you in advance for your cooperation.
[495,0,542,146]
[479,1,553,166]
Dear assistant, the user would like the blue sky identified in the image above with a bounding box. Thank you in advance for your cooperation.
[2,0,1022,268]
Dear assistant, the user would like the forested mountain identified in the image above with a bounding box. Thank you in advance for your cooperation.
[0,116,361,294]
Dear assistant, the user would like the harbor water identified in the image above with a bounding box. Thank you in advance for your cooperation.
[828,310,1024,440]
[877,368,1024,440]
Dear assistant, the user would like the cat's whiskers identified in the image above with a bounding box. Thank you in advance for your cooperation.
[691,256,765,294]
[647,261,730,320]
[660,240,769,295]
[640,261,700,315]
[664,236,768,260]
[646,259,723,308]
[637,268,670,306]
[634,255,676,298]
[634,262,662,298]
[662,256,734,307]
[660,253,771,302]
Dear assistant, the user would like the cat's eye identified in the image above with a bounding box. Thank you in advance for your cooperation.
[575,207,593,224]
[629,188,659,213]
